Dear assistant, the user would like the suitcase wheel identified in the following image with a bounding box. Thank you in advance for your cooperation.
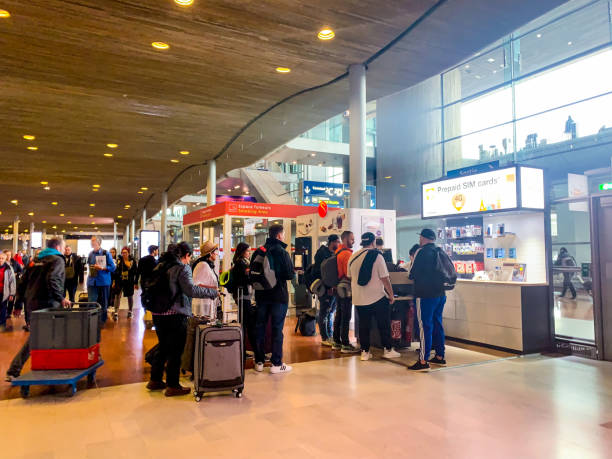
[195,393,202,403]
[233,389,243,398]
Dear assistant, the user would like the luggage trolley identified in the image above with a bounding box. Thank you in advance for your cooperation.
[11,302,104,398]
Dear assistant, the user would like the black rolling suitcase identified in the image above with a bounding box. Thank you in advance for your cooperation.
[193,291,244,402]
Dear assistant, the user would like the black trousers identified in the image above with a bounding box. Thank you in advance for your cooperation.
[561,273,577,298]
[357,297,392,352]
[333,296,352,346]
[65,279,78,303]
[151,314,188,388]
[239,298,257,361]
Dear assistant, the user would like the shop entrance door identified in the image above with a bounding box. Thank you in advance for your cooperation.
[591,195,612,361]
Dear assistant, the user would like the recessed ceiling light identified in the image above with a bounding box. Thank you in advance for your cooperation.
[94,227,98,230]
[465,64,470,69]
[317,163,323,167]
[317,28,335,40]
[140,187,148,191]
[52,225,57,229]
[62,229,66,233]
[92,184,101,188]
[74,226,78,229]
[89,203,95,207]
[106,143,118,148]
[400,184,406,188]
[567,41,573,46]
[174,0,194,5]
[67,221,71,224]
[180,150,190,155]
[384,176,392,179]
[227,189,232,192]
[487,58,495,63]
[23,134,35,140]
[44,186,50,191]
[0,10,11,18]
[310,153,316,157]
[91,221,96,224]
[103,153,113,157]
[275,67,291,73]
[234,185,240,189]
[92,188,99,192]
[24,229,29,233]
[28,212,34,216]
[536,33,542,38]
[475,75,481,79]
[117,215,123,219]
[171,159,179,163]
[27,146,38,151]
[292,160,297,164]
[138,191,144,194]
[89,214,94,217]
[124,205,131,208]
[42,220,47,224]
[152,42,170,50]
[40,181,48,185]
[60,213,65,217]
[10,200,18,205]
[51,202,58,206]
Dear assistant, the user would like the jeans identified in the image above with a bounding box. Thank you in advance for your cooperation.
[255,302,288,366]
[88,285,110,325]
[151,314,188,388]
[416,296,446,362]
[357,297,392,352]
[0,299,8,327]
[8,337,30,377]
[333,296,352,346]
[317,294,336,341]
[65,279,78,303]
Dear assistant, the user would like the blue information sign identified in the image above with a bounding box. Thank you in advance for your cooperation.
[302,181,376,209]
[447,160,500,178]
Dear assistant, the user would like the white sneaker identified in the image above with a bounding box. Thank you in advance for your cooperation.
[383,348,401,359]
[254,362,264,372]
[360,351,372,361]
[270,363,292,374]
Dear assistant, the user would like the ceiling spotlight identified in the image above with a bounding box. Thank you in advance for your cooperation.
[59,213,65,216]
[384,176,392,179]
[92,184,101,188]
[89,203,95,207]
[42,220,47,224]
[140,187,148,191]
[89,214,94,218]
[317,163,323,167]
[152,42,170,50]
[124,205,131,208]
[51,202,58,206]
[106,143,118,148]
[138,191,144,194]
[0,10,11,18]
[227,189,232,193]
[174,0,194,5]
[52,225,57,229]
[317,28,335,40]
[74,226,78,229]
[310,153,316,157]
[292,160,297,164]
[91,221,96,224]
[10,200,18,205]
[23,135,35,140]
[117,215,123,219]
[44,186,50,190]
[568,41,573,46]
[104,153,113,157]
[28,212,34,216]
[27,146,38,151]
[171,159,179,163]
[465,64,470,70]
[62,229,66,233]
[487,58,495,63]
[536,33,542,38]
[92,188,99,192]
[180,150,190,155]
[67,221,71,224]
[234,185,240,189]
[275,67,291,73]
[40,181,48,185]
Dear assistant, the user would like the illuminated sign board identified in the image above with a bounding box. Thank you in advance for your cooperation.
[302,181,376,209]
[139,230,160,259]
[600,183,612,191]
[421,166,544,219]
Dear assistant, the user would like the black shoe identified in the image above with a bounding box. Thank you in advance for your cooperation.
[428,357,447,366]
[408,361,430,371]
[146,380,167,391]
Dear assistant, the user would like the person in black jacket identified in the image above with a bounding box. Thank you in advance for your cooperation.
[113,247,139,320]
[313,234,340,346]
[138,245,159,289]
[231,242,257,361]
[408,229,447,371]
[6,237,70,381]
[252,224,295,374]
[64,245,84,303]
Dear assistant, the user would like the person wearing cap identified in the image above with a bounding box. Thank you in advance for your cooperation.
[348,232,400,361]
[191,241,220,319]
[409,229,447,371]
[313,234,340,346]
[332,231,360,353]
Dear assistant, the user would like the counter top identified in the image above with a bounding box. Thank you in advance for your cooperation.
[457,279,548,287]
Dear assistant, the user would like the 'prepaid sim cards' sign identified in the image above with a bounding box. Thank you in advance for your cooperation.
[422,167,519,218]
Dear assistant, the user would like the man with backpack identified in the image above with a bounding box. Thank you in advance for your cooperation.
[409,229,450,371]
[329,231,359,353]
[312,234,340,346]
[6,237,70,381]
[250,224,295,374]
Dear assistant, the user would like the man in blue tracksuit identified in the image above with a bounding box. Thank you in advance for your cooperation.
[87,236,116,326]
[409,229,446,371]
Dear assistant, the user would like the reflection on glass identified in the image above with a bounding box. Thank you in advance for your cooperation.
[445,123,514,171]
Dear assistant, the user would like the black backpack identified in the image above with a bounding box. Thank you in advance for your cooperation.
[320,248,349,288]
[295,309,316,336]
[249,246,277,291]
[435,248,457,291]
[303,264,317,289]
[141,259,181,313]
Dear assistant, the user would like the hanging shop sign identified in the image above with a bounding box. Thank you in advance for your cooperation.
[421,166,544,219]
[302,180,376,209]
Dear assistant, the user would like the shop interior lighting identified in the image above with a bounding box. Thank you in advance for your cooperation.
[174,0,194,5]
[275,67,291,73]
[152,42,170,50]
[23,135,35,140]
[317,28,335,40]
[10,200,18,205]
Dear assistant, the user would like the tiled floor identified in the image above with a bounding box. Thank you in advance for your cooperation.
[3,354,612,458]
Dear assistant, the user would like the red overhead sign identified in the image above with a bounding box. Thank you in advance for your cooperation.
[183,202,316,226]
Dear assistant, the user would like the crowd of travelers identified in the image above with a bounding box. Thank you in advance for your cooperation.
[2,222,451,391]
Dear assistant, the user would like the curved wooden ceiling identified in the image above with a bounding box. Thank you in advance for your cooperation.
[0,0,564,234]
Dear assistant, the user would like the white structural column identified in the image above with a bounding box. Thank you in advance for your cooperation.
[349,63,367,209]
[141,209,147,233]
[207,159,216,207]
[41,228,47,250]
[113,222,118,251]
[125,225,130,250]
[160,191,168,251]
[29,222,35,256]
[130,219,136,253]
[12,217,19,254]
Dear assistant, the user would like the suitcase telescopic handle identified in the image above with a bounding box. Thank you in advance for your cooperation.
[72,302,102,309]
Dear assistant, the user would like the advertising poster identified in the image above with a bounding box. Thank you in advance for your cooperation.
[318,208,347,237]
[520,167,545,209]
[422,167,518,218]
[139,230,160,259]
[361,216,385,238]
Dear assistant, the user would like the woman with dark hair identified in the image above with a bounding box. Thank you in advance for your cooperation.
[147,241,218,397]
[231,242,256,360]
[113,247,139,320]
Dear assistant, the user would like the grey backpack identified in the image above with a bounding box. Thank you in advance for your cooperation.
[249,246,277,291]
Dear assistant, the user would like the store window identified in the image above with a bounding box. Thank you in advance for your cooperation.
[444,123,514,172]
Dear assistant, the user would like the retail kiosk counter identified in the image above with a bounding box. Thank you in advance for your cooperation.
[443,279,550,353]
